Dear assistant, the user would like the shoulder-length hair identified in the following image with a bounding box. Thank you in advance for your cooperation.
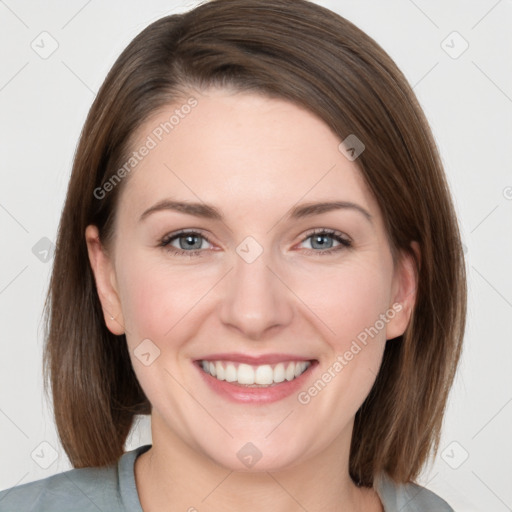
[43,0,466,487]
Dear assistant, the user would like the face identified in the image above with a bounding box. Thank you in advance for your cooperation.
[86,88,416,472]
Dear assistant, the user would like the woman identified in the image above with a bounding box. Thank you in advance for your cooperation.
[0,0,466,510]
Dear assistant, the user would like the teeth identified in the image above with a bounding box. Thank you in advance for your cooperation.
[200,360,311,386]
[274,363,285,383]
[255,364,273,385]
[215,362,225,380]
[225,363,237,382]
[285,362,295,381]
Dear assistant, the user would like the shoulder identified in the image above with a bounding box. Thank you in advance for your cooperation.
[374,472,454,512]
[0,465,118,512]
[0,445,150,512]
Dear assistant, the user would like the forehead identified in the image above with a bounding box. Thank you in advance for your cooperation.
[118,89,378,224]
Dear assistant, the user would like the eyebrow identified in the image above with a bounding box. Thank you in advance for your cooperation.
[139,199,372,224]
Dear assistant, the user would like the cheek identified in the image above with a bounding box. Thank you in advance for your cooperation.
[303,257,394,347]
[115,253,217,342]
[294,260,392,420]
[114,255,214,402]
[117,268,167,340]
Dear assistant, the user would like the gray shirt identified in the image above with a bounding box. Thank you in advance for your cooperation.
[0,444,454,511]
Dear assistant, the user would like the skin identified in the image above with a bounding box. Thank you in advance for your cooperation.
[86,88,418,512]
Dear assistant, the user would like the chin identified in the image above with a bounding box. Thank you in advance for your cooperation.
[203,443,306,473]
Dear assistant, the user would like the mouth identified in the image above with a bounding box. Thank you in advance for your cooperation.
[198,359,313,387]
[193,355,318,403]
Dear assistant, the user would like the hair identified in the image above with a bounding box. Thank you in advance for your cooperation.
[43,0,467,487]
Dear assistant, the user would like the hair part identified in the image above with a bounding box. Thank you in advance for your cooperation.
[43,0,466,486]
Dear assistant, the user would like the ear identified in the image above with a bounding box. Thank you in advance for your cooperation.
[385,241,420,341]
[85,225,125,335]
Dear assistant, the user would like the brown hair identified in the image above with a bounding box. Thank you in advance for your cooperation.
[43,0,466,487]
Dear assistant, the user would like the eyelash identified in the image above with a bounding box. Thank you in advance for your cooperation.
[159,228,352,258]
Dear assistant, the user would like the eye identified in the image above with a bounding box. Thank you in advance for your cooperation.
[159,228,352,258]
[298,229,352,255]
[159,230,213,257]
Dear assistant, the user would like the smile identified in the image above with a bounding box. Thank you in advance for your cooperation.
[199,360,311,387]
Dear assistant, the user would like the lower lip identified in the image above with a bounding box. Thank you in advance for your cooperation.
[194,360,318,404]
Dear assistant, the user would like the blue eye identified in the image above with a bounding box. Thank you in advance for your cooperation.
[160,230,212,257]
[299,229,352,255]
[159,229,351,257]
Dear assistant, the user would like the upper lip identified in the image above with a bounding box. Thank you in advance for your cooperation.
[195,353,316,365]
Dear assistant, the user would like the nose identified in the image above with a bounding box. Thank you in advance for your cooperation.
[219,245,294,340]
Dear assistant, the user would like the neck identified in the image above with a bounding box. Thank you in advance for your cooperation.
[134,412,383,512]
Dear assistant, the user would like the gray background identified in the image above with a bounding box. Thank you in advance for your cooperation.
[1,1,511,510]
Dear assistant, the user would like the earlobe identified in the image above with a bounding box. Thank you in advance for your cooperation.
[85,225,125,335]
[385,241,420,341]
